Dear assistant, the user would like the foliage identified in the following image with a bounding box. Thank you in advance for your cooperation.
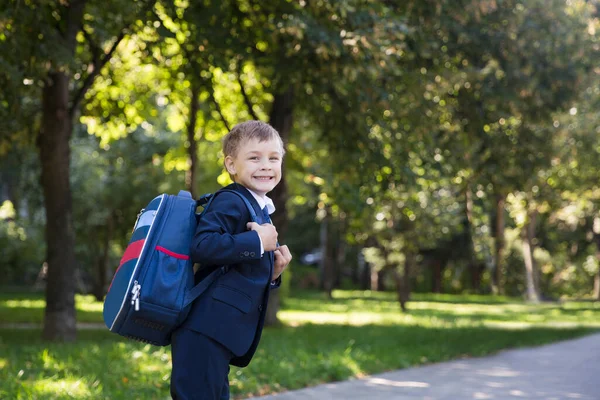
[1,0,600,308]
[0,201,44,285]
[0,146,45,283]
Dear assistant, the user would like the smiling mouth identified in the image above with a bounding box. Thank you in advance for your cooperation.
[254,176,273,181]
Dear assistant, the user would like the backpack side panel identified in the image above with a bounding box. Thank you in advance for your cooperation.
[102,195,165,333]
[103,191,197,346]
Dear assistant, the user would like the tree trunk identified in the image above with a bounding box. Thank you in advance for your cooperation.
[493,193,505,295]
[320,208,335,298]
[377,268,389,291]
[92,213,114,302]
[361,259,372,290]
[370,267,379,291]
[522,209,540,302]
[464,185,481,292]
[394,250,414,312]
[594,260,600,300]
[265,85,294,325]
[431,258,445,293]
[38,72,78,341]
[38,0,86,341]
[185,82,200,198]
[593,218,600,300]
[357,250,370,289]
[351,249,360,285]
[334,218,345,288]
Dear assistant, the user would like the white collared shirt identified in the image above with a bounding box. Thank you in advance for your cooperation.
[246,189,276,216]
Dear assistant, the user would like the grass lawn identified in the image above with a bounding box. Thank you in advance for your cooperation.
[1,289,599,399]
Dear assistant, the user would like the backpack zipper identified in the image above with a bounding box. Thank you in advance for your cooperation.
[132,208,145,232]
[131,281,141,311]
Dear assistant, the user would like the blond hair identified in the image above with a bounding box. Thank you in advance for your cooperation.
[222,120,285,159]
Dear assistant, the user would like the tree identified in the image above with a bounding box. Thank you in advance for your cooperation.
[411,0,597,298]
[2,0,157,341]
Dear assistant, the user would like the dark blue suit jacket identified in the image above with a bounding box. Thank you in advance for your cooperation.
[181,183,279,367]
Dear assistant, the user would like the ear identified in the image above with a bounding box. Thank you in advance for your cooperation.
[224,156,236,175]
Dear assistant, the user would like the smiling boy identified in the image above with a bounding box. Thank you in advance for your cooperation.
[170,121,292,400]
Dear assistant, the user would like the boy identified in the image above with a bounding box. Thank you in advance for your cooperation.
[170,120,292,400]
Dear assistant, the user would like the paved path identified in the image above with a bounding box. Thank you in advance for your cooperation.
[255,333,600,400]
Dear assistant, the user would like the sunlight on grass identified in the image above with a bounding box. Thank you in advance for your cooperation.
[280,294,600,330]
[406,301,531,314]
[134,348,172,374]
[40,348,66,371]
[340,352,366,377]
[0,294,105,324]
[2,299,45,309]
[76,296,104,313]
[0,358,7,368]
[29,377,93,398]
[279,310,412,326]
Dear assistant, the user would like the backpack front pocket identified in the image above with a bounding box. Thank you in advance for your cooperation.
[139,246,192,310]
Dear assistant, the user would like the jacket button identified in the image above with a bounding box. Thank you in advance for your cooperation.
[250,252,255,257]
[258,305,263,312]
[244,251,249,257]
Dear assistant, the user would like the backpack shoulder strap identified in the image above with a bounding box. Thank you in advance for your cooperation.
[196,189,258,222]
[183,189,257,307]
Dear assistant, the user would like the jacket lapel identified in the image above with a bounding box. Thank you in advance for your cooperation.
[230,183,264,223]
[230,183,275,267]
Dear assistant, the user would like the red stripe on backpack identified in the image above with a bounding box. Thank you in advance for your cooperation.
[107,239,146,292]
[119,239,145,267]
[156,246,190,260]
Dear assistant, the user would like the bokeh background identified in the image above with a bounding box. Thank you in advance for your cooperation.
[1,1,600,398]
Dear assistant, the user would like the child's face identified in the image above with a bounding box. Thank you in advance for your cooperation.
[225,138,283,197]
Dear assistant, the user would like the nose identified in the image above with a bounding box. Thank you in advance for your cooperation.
[260,159,271,170]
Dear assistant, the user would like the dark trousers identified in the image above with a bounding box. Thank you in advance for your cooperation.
[170,328,233,400]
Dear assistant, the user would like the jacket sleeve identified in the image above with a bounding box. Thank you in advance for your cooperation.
[190,191,261,265]
[270,275,282,289]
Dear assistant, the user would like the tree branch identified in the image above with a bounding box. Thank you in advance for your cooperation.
[207,80,231,131]
[69,0,157,118]
[70,31,125,118]
[82,28,101,66]
[237,72,260,121]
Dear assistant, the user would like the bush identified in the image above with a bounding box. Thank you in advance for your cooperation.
[0,201,45,286]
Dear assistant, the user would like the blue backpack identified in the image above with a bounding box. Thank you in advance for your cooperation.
[102,189,257,346]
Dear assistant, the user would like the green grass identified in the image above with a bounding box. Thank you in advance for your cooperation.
[0,292,103,324]
[1,290,599,399]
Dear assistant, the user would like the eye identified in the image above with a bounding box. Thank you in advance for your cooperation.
[270,157,281,161]
[249,156,259,161]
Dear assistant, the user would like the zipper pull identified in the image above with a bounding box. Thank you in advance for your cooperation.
[132,209,145,232]
[131,281,141,311]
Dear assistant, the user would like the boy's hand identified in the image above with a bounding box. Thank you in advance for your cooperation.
[246,222,278,251]
[273,245,292,281]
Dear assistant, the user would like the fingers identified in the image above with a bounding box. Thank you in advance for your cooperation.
[278,245,292,259]
[274,245,292,265]
[247,222,271,230]
[247,222,275,231]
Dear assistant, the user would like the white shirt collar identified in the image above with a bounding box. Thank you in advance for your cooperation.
[247,189,275,215]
